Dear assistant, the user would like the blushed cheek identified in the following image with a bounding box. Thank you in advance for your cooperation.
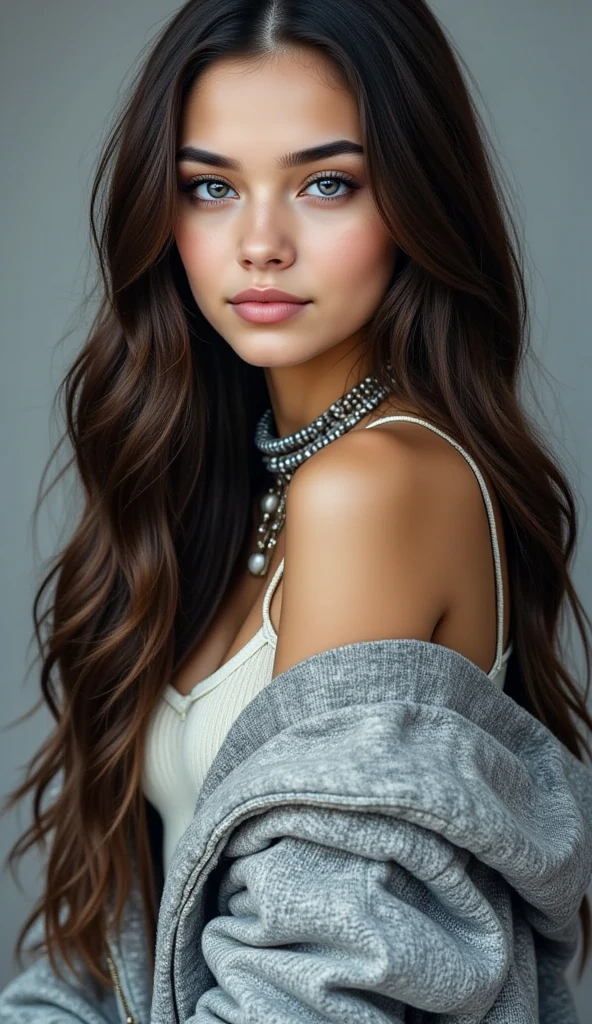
[174,221,218,297]
[322,221,395,295]
[175,216,199,260]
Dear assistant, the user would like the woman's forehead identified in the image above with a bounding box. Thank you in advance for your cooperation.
[178,50,359,151]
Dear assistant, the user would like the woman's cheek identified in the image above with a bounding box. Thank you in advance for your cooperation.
[175,224,223,298]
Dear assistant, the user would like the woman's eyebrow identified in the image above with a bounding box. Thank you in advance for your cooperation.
[175,139,364,170]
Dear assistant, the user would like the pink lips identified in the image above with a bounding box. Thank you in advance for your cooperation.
[230,287,308,303]
[231,301,310,324]
[229,287,311,324]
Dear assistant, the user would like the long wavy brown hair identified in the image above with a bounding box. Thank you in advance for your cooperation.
[3,0,592,993]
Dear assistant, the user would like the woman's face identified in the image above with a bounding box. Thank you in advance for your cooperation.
[174,47,397,371]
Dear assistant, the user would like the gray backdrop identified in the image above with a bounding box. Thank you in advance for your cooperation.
[1,0,590,1016]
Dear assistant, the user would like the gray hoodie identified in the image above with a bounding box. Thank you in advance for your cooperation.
[2,638,592,1023]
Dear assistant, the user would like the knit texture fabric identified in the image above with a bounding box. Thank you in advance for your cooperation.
[1,638,591,1023]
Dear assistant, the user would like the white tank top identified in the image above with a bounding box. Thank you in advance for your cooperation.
[142,416,514,874]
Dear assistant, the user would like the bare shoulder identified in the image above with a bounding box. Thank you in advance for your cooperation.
[271,421,473,678]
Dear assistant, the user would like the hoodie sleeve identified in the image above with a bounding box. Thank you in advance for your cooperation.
[0,952,121,1024]
[151,641,592,1024]
[189,802,581,1023]
[0,909,122,1024]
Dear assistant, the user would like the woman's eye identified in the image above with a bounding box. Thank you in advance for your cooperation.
[193,180,237,202]
[304,176,355,200]
[180,173,359,206]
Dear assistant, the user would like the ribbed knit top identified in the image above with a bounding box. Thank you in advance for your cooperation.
[142,559,283,873]
[142,416,513,875]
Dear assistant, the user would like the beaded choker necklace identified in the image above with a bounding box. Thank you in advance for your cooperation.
[247,371,391,576]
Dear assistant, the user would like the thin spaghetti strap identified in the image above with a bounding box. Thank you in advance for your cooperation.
[261,556,285,640]
[365,415,507,674]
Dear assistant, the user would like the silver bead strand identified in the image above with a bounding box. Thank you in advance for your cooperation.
[247,370,392,576]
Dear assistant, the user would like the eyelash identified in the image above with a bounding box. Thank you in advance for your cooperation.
[178,170,360,206]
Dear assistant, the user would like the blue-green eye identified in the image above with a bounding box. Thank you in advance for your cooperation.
[179,170,360,206]
[304,174,358,201]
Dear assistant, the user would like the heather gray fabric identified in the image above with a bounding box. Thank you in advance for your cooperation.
[2,638,592,1023]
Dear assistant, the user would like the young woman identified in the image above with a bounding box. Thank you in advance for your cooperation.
[2,0,592,1020]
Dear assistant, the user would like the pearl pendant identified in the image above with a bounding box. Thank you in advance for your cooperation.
[247,368,393,575]
[247,552,267,576]
[261,492,279,514]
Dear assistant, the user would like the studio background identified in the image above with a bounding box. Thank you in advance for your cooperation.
[1,0,590,1016]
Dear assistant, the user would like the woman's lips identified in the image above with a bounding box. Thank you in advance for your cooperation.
[230,301,311,324]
